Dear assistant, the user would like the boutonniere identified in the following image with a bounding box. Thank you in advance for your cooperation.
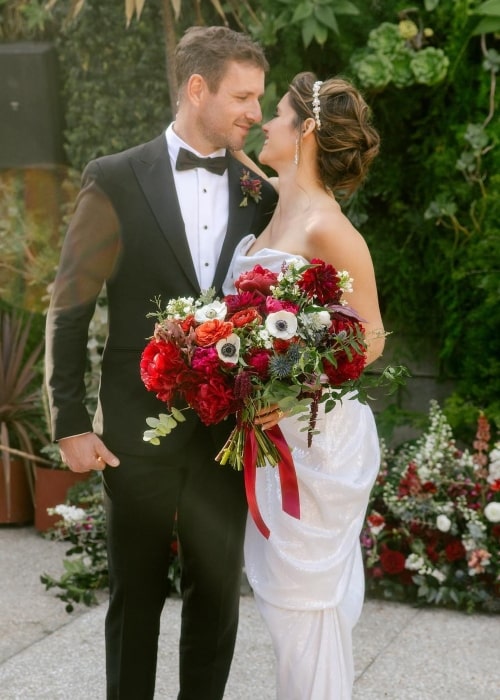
[239,170,262,207]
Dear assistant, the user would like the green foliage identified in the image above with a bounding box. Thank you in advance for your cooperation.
[55,0,170,171]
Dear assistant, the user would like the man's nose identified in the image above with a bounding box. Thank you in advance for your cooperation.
[247,100,263,124]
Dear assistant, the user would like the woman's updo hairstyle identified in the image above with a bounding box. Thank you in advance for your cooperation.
[288,71,380,200]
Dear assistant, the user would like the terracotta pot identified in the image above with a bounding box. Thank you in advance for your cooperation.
[0,458,34,524]
[34,466,91,532]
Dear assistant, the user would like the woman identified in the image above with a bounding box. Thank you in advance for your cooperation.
[225,72,384,699]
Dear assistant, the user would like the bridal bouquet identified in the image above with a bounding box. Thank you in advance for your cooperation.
[140,258,391,536]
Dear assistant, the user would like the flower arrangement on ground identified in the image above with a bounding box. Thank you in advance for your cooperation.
[362,400,500,613]
[40,475,181,612]
[139,258,400,535]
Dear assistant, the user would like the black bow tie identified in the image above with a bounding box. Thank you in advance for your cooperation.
[175,147,229,175]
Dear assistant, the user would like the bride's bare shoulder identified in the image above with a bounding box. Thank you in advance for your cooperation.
[306,201,369,262]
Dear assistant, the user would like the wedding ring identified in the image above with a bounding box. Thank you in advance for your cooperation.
[96,456,104,464]
[276,409,284,419]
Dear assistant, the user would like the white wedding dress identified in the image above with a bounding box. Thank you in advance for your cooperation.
[223,235,381,700]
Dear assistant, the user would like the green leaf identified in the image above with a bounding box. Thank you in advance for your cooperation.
[170,406,186,422]
[330,0,359,15]
[314,5,339,33]
[473,0,500,16]
[471,16,500,35]
[292,2,313,22]
[424,0,440,10]
[302,16,317,46]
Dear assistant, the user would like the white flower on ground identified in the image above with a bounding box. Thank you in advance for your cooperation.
[216,333,240,364]
[484,501,500,523]
[194,301,227,322]
[405,553,425,571]
[431,568,446,583]
[50,504,87,524]
[487,444,500,483]
[436,514,452,532]
[265,310,298,340]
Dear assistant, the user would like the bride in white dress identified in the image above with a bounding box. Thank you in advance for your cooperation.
[224,73,385,699]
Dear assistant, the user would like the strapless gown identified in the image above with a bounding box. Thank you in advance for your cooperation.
[223,235,380,699]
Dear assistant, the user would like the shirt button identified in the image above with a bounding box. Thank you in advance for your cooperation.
[204,262,209,267]
[202,188,207,193]
[203,225,208,230]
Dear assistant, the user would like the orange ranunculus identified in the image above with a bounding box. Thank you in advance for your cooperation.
[230,307,262,328]
[194,319,233,347]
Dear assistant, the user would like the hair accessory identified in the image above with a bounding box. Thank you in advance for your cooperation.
[312,80,323,131]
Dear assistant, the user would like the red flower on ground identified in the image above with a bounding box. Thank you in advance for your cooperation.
[445,539,466,562]
[379,547,406,575]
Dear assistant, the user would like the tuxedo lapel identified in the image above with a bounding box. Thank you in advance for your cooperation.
[130,135,199,291]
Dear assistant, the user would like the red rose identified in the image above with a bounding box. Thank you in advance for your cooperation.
[230,307,262,328]
[445,540,466,562]
[379,548,406,575]
[297,258,342,305]
[140,339,186,404]
[235,265,278,295]
[185,375,235,425]
[194,319,233,347]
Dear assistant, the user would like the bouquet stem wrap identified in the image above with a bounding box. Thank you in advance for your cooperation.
[243,423,300,539]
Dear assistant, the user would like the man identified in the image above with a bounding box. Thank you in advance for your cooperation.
[45,26,277,699]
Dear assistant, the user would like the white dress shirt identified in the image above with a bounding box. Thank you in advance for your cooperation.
[165,124,229,291]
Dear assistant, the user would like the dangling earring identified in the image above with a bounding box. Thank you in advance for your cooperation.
[294,138,299,166]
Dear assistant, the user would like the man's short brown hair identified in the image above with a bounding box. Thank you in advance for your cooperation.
[175,26,268,94]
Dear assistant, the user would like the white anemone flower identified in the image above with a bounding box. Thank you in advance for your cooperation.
[216,333,241,364]
[265,310,298,340]
[194,301,227,323]
[484,501,500,523]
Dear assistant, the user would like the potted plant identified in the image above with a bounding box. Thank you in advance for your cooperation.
[0,308,47,523]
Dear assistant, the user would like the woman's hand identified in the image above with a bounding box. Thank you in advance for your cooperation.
[254,404,286,430]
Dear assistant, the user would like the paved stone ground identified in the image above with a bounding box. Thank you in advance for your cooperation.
[1,526,499,699]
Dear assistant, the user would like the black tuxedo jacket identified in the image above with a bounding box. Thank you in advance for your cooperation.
[45,134,277,456]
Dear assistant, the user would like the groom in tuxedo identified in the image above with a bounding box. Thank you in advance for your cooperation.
[45,26,277,699]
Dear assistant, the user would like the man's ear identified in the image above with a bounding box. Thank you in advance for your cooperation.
[186,74,207,107]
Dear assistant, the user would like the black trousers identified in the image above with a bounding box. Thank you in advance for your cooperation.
[103,423,247,699]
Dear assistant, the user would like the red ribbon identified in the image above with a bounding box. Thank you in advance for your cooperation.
[243,424,301,539]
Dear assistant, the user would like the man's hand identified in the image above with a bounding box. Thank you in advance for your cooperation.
[58,433,120,473]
